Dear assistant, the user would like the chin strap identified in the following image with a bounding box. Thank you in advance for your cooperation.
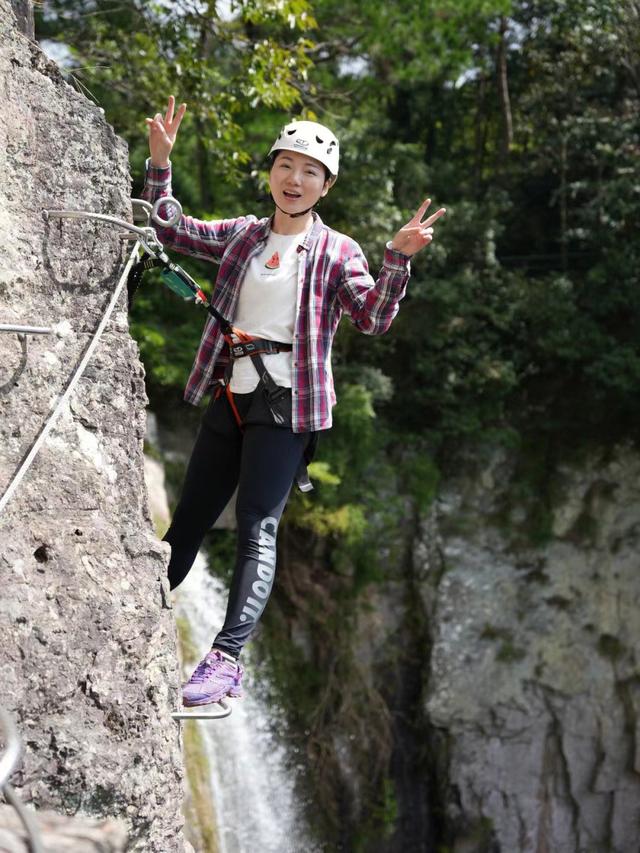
[270,193,321,219]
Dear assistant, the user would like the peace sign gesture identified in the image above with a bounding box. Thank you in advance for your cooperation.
[390,198,447,257]
[146,95,187,168]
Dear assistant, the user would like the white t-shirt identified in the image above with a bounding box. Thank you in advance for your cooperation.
[230,229,302,393]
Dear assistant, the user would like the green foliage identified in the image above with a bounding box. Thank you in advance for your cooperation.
[354,776,399,851]
[37,0,316,182]
[175,615,199,668]
[314,0,640,451]
[481,625,527,662]
[402,453,440,514]
[203,530,238,586]
[495,640,527,663]
[36,0,640,448]
[286,378,378,534]
[370,776,399,835]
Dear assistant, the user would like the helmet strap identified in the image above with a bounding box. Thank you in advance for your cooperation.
[270,192,323,219]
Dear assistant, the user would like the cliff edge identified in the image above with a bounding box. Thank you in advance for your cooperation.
[0,2,187,849]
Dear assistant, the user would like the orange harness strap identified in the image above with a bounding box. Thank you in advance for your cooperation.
[225,383,245,430]
[219,326,267,431]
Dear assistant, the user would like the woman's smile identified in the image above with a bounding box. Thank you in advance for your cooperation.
[270,150,328,215]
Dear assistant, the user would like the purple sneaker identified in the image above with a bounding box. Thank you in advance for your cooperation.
[183,649,244,707]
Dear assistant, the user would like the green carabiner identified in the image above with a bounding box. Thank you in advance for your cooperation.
[160,267,197,300]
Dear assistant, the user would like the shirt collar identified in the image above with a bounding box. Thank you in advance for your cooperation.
[299,212,324,252]
[258,211,324,252]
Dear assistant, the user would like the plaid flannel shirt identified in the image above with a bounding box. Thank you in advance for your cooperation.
[142,160,411,433]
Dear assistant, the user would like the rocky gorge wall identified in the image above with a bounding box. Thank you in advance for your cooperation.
[329,441,640,852]
[262,437,640,852]
[0,2,187,849]
[421,444,640,852]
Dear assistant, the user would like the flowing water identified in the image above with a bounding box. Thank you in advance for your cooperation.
[174,554,320,853]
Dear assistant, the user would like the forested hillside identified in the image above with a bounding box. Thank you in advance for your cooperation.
[37,0,640,453]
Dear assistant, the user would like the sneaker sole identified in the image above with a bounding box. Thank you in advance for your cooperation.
[183,688,243,707]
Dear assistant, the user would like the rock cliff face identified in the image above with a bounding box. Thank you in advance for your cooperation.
[272,440,640,852]
[417,444,640,852]
[0,3,186,850]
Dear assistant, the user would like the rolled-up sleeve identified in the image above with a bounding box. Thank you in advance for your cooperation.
[337,242,411,335]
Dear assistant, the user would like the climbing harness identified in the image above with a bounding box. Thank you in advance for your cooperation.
[0,705,45,853]
[211,329,314,493]
[125,199,315,491]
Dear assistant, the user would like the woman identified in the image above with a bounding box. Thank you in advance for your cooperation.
[142,95,445,709]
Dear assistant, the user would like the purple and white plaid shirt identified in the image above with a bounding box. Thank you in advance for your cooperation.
[142,161,411,433]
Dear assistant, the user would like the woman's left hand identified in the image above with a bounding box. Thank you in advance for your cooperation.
[390,198,446,257]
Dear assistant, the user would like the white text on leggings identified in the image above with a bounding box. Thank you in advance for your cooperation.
[239,515,277,623]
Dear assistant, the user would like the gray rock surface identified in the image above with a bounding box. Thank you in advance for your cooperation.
[423,445,640,852]
[9,0,31,37]
[0,2,187,850]
[0,803,128,852]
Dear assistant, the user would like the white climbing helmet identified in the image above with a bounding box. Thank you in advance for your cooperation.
[269,120,340,179]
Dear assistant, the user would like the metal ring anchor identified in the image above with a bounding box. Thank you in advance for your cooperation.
[149,195,182,227]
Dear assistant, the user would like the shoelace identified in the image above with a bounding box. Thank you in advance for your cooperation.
[191,653,225,683]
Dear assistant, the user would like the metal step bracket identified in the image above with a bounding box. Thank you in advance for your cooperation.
[42,197,183,259]
[0,324,66,383]
[172,699,232,721]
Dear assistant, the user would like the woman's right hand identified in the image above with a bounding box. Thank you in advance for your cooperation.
[146,95,187,168]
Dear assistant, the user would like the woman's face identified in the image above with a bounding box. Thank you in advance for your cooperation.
[269,150,331,215]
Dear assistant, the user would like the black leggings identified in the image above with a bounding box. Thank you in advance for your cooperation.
[163,390,310,658]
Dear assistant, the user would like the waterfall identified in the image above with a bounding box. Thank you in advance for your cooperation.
[144,414,318,852]
[174,555,320,853]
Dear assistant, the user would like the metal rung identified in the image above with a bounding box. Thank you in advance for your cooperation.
[43,196,182,258]
[172,699,232,721]
[0,324,54,335]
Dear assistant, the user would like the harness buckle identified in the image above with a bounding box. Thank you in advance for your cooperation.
[230,339,284,359]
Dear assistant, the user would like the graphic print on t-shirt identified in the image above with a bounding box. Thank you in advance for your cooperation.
[265,251,280,270]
